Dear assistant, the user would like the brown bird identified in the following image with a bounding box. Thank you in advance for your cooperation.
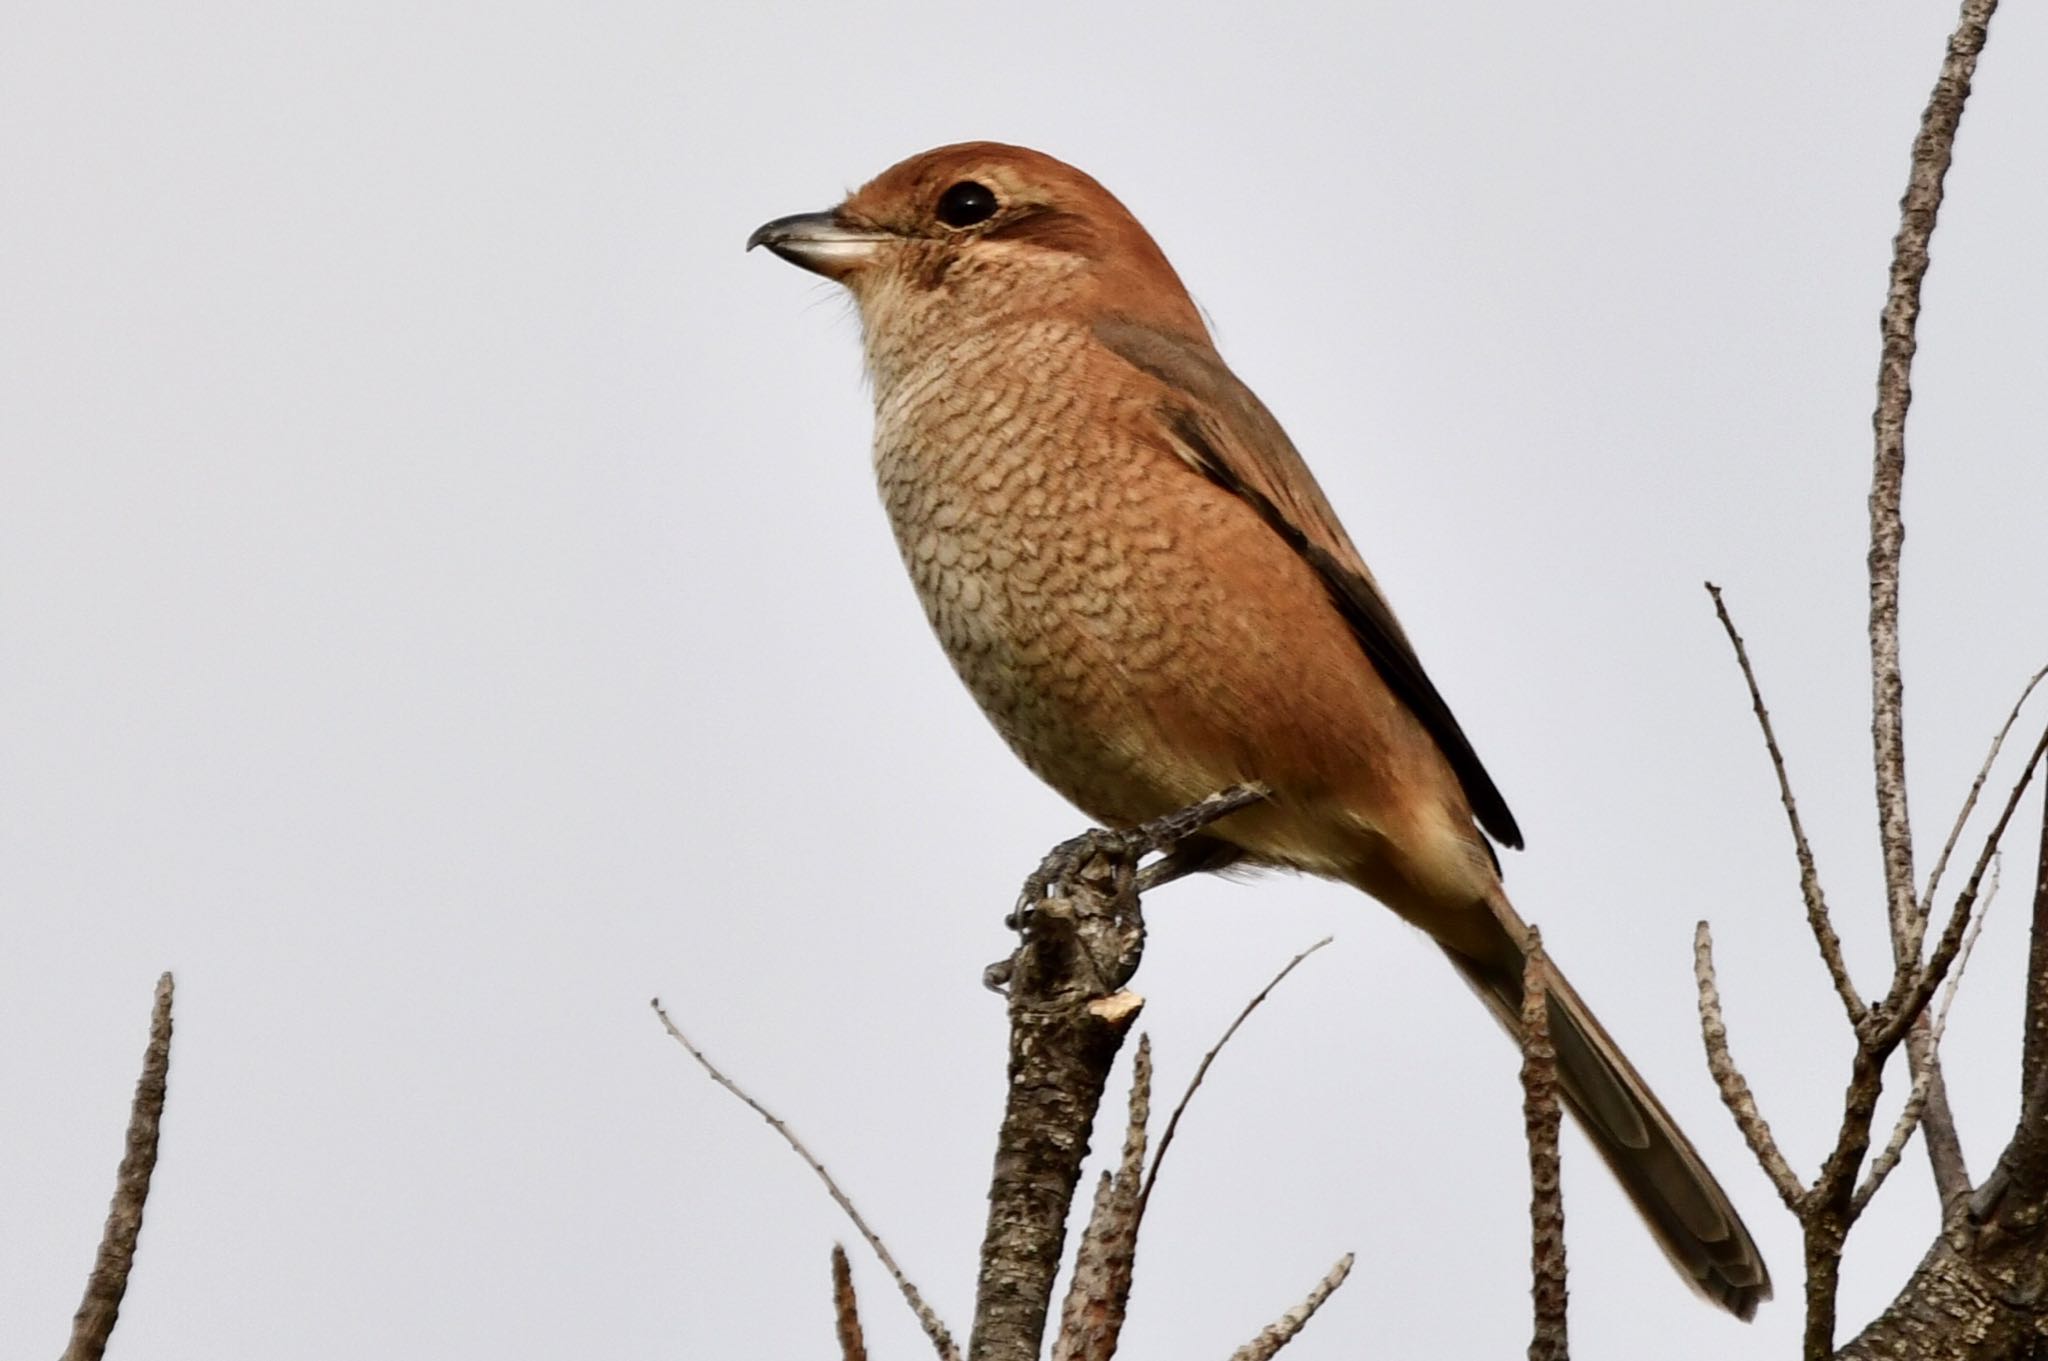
[749,142,1770,1318]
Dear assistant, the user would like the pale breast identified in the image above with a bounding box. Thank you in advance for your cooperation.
[868,322,1185,814]
[870,318,1347,829]
[857,308,1490,902]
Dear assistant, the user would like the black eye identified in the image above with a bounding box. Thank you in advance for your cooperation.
[935,180,999,228]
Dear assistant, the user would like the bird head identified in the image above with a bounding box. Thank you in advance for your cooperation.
[747,142,1208,350]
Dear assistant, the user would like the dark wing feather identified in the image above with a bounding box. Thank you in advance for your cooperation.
[1097,318,1523,850]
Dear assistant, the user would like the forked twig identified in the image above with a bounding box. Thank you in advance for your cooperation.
[653,1000,960,1361]
[1920,664,2048,918]
[1138,937,1333,1212]
[1884,659,2043,1207]
[1693,924,1805,1208]
[1856,854,2000,1214]
[1880,727,2048,1051]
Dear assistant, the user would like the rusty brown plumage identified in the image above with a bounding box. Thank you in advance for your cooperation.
[750,142,1771,1318]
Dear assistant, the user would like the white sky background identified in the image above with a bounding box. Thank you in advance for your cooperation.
[4,2,2046,1356]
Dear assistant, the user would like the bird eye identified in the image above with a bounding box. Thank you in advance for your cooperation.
[934,180,999,229]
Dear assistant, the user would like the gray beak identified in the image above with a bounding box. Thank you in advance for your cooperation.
[746,211,891,279]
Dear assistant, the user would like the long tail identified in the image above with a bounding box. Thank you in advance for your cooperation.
[1439,901,1772,1320]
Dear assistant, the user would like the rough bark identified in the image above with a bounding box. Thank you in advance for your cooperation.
[968,836,1149,1361]
[62,973,174,1361]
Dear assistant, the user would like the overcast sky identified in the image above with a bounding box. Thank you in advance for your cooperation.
[4,3,2046,1357]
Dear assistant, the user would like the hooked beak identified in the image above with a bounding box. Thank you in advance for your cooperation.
[746,210,891,280]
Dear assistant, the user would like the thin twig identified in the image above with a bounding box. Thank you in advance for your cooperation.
[63,972,174,1361]
[1920,664,2048,917]
[1880,726,2048,1051]
[832,1245,870,1361]
[1693,924,1805,1208]
[653,1000,961,1361]
[1855,855,2000,1215]
[1707,583,1864,1023]
[1226,1253,1356,1361]
[1882,653,2030,1204]
[1138,937,1333,1213]
[1521,931,1568,1361]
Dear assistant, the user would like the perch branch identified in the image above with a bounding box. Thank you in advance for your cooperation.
[973,790,1259,1361]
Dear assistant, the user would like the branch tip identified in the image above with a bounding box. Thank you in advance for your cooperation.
[1692,923,1805,1208]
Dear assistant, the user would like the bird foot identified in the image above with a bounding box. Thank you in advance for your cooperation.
[1007,826,1145,932]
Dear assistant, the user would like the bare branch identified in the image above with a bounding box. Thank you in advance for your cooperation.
[1139,937,1333,1213]
[2008,809,2048,1200]
[1921,664,2048,916]
[652,1000,961,1361]
[1868,0,1999,971]
[1857,0,2005,1244]
[832,1245,870,1361]
[1882,665,2048,1212]
[1854,1065,1936,1223]
[1880,726,2048,1051]
[971,806,1200,1361]
[62,972,174,1361]
[1693,923,1805,1208]
[2024,784,2048,1127]
[1903,1017,1972,1214]
[1854,855,1997,1215]
[1884,665,2042,1213]
[1706,583,1865,1023]
[1520,932,1567,1361]
[1225,1253,1356,1361]
[1052,1037,1151,1361]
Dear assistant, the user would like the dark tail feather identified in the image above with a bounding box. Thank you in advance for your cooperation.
[1442,940,1773,1320]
